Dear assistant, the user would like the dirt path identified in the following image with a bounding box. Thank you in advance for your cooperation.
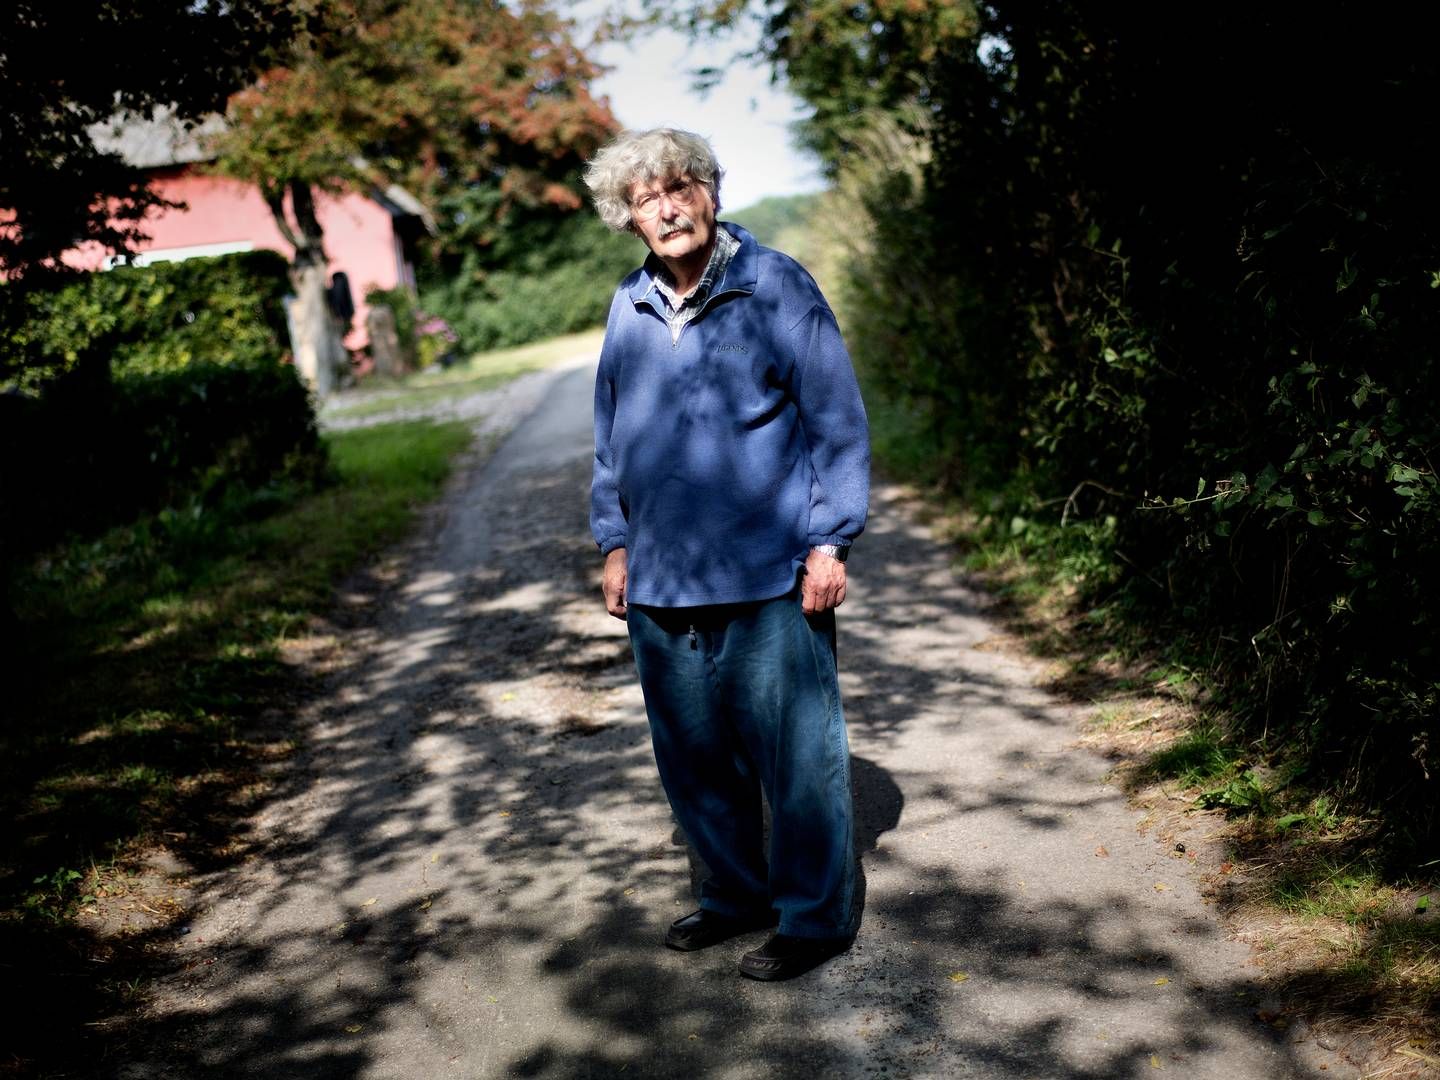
[119,356,1353,1079]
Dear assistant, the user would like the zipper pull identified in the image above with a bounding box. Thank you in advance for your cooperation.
[689,625,698,650]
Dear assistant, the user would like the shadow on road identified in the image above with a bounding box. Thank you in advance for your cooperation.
[115,367,1327,1079]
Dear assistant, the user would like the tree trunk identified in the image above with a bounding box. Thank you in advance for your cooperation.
[265,179,347,397]
[287,260,346,397]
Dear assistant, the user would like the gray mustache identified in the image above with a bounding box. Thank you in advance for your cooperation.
[659,215,695,240]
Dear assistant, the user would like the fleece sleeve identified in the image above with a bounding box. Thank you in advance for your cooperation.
[590,294,629,555]
[791,302,871,549]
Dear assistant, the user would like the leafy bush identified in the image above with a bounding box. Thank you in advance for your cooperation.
[418,206,637,353]
[821,6,1440,829]
[2,250,291,390]
[3,360,325,564]
[1,250,319,571]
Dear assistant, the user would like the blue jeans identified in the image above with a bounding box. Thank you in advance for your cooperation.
[627,587,856,940]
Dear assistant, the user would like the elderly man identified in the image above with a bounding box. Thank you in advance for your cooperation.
[583,128,869,981]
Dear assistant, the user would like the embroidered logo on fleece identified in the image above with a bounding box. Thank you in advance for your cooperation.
[715,343,749,353]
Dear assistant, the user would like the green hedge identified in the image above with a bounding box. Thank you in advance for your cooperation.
[2,251,321,566]
[828,6,1440,829]
[3,360,325,563]
[3,250,291,389]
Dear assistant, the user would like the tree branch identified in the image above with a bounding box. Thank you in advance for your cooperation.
[261,178,303,253]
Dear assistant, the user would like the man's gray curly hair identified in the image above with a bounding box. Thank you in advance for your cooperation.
[584,128,724,233]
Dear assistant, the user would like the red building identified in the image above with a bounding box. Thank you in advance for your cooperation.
[80,111,432,351]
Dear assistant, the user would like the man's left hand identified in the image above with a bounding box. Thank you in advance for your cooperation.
[801,548,848,614]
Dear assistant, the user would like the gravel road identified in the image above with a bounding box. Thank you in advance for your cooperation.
[119,352,1352,1079]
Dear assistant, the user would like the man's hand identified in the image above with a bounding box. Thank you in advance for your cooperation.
[801,548,847,614]
[603,547,628,619]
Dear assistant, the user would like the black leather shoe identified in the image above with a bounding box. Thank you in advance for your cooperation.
[664,908,776,952]
[738,932,852,981]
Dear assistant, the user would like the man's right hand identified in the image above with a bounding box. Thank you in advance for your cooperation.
[603,547,628,619]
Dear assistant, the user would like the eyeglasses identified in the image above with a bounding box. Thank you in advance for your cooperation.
[630,177,701,221]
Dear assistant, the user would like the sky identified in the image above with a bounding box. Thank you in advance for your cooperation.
[578,13,824,213]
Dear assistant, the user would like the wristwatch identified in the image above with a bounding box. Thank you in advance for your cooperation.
[812,544,849,562]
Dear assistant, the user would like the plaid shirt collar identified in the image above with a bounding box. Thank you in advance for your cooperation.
[645,226,740,314]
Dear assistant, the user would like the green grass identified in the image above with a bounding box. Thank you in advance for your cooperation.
[1266,852,1440,1019]
[858,366,1439,1049]
[1146,723,1243,788]
[4,419,474,924]
[324,326,604,420]
[3,416,475,1073]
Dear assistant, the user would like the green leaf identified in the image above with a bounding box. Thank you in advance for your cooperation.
[1417,895,1431,914]
[1336,257,1358,293]
[1275,813,1307,829]
[1307,509,1328,526]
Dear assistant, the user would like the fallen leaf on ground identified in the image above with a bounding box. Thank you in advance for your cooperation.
[500,692,517,702]
[430,853,440,864]
[361,897,378,907]
[1153,882,1169,892]
[1150,1054,1162,1069]
[499,811,512,817]
[418,899,432,911]
[1154,976,1171,986]
[623,888,635,896]
[1095,846,1109,857]
[486,995,498,1004]
[1255,1008,1290,1029]
[949,972,970,983]
[345,1025,363,1034]
[687,1034,699,1041]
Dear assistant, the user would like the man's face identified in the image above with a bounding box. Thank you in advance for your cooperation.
[628,173,716,263]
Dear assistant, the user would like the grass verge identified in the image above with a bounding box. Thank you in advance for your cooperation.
[322,326,604,421]
[1,418,474,1075]
[865,393,1439,1077]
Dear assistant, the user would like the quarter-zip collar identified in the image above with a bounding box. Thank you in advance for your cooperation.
[650,226,738,314]
[630,221,759,316]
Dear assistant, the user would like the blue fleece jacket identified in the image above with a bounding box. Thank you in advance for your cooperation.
[591,222,870,608]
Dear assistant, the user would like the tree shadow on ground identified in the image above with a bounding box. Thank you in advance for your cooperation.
[103,366,1332,1079]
